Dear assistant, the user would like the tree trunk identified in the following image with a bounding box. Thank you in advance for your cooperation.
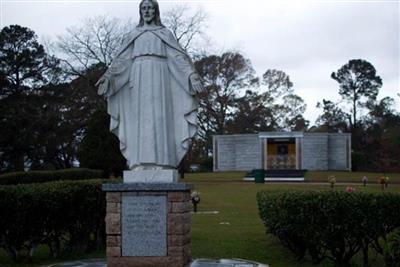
[12,152,24,171]
[353,98,357,130]
[361,241,369,267]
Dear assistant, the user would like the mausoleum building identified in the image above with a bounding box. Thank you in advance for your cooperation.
[213,132,351,171]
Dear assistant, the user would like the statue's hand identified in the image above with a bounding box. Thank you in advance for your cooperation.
[190,73,205,94]
[96,77,110,96]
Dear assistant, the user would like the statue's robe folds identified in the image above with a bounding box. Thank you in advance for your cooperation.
[99,26,198,169]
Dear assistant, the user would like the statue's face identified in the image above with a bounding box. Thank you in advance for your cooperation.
[141,1,156,24]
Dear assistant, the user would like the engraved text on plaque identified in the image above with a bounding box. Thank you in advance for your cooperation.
[122,195,167,256]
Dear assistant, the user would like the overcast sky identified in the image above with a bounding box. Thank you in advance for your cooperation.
[2,0,399,124]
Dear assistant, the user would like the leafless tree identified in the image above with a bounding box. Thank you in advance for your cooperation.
[57,15,133,76]
[162,4,208,56]
[57,6,208,77]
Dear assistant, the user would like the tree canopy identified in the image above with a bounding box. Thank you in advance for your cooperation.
[0,25,60,95]
[2,21,398,173]
[0,25,60,171]
[315,99,349,132]
[331,59,382,128]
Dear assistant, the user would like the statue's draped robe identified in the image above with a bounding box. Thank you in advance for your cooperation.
[100,26,198,169]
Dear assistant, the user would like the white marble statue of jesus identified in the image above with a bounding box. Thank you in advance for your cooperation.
[96,0,204,172]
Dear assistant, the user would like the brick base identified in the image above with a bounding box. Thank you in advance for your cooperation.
[104,185,192,267]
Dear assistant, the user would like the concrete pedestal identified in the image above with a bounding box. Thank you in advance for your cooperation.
[123,169,178,183]
[102,183,193,267]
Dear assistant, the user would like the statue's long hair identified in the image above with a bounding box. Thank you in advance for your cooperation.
[138,0,164,27]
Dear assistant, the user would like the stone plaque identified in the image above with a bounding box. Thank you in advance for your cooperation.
[122,195,167,256]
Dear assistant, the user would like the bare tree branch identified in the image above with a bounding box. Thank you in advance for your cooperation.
[57,7,208,76]
[57,15,133,76]
[163,4,208,56]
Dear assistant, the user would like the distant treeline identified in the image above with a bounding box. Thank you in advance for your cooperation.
[1,22,399,174]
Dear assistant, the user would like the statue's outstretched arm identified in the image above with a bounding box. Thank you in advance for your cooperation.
[96,58,132,97]
[96,72,111,96]
[96,33,136,97]
[169,50,204,94]
[189,73,205,93]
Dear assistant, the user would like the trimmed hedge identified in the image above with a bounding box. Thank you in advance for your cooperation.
[0,179,110,261]
[257,191,400,266]
[384,229,400,267]
[0,168,104,185]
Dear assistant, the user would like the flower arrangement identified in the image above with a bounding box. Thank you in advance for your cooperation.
[362,176,368,187]
[346,186,355,193]
[191,191,201,212]
[379,176,389,190]
[328,175,336,189]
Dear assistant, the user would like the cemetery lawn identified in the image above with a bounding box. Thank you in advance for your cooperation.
[185,172,400,267]
[186,170,400,183]
[0,171,399,267]
[305,170,400,183]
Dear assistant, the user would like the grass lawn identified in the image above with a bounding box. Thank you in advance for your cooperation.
[185,173,400,267]
[0,171,399,267]
[304,170,400,183]
[185,170,400,183]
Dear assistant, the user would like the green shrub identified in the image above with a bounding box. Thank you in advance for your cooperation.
[197,157,213,172]
[352,151,367,171]
[0,179,109,261]
[77,109,127,177]
[384,228,400,267]
[257,191,400,265]
[0,168,104,185]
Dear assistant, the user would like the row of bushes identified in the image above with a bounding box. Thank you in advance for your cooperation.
[257,191,400,266]
[0,179,109,261]
[0,168,104,185]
